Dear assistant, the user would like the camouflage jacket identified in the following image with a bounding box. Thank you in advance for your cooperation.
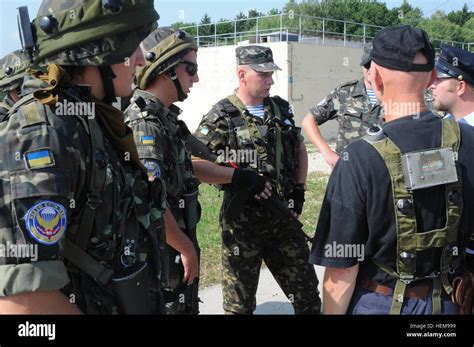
[0,78,166,314]
[0,94,15,121]
[125,89,200,231]
[309,78,384,153]
[195,94,303,220]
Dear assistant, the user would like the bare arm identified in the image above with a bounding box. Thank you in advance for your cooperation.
[192,159,234,184]
[0,290,82,314]
[301,113,339,168]
[164,208,199,284]
[323,264,359,314]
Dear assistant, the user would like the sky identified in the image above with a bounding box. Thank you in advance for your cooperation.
[1,0,472,57]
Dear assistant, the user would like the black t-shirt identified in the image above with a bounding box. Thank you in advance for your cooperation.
[309,112,474,286]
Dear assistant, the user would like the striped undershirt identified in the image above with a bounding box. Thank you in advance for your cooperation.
[366,88,378,106]
[245,104,265,119]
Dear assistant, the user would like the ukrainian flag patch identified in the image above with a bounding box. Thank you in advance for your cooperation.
[142,135,155,145]
[24,148,55,169]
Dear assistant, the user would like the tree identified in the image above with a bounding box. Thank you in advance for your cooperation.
[392,0,423,27]
[199,13,214,38]
[419,19,464,44]
[447,4,472,27]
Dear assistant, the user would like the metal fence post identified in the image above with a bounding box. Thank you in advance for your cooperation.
[280,13,283,42]
[256,16,259,43]
[322,18,325,45]
[298,14,302,42]
[363,24,366,43]
[234,20,237,45]
[344,21,346,47]
[196,23,199,46]
[214,23,217,47]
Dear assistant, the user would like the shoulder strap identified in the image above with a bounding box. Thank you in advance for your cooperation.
[364,119,462,314]
[63,116,108,283]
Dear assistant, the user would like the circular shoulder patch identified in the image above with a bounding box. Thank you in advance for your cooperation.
[145,160,161,181]
[25,200,67,245]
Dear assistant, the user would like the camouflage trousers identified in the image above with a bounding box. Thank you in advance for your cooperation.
[220,215,321,314]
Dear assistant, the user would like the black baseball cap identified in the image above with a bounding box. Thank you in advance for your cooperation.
[370,25,435,72]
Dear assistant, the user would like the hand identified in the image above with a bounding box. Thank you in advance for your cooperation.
[180,246,199,285]
[322,149,340,169]
[287,185,305,217]
[232,168,269,197]
[254,181,272,200]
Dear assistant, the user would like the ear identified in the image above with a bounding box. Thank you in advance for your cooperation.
[457,80,467,96]
[428,69,437,88]
[237,67,246,82]
[371,64,384,97]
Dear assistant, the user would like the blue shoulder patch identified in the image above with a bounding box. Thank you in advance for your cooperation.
[144,160,161,181]
[25,200,67,245]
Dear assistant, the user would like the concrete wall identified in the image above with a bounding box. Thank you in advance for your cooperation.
[177,41,365,142]
[288,42,364,140]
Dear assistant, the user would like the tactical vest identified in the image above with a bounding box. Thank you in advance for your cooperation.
[363,119,463,314]
[127,97,201,232]
[8,88,165,314]
[217,94,302,198]
[0,94,15,122]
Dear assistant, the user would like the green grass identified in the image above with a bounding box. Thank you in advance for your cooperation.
[197,171,329,288]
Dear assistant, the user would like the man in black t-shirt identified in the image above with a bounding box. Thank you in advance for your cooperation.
[310,25,474,315]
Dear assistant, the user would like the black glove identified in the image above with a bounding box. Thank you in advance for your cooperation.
[287,185,305,215]
[231,168,267,196]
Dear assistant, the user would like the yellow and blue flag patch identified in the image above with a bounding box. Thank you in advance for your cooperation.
[141,135,155,146]
[24,148,55,169]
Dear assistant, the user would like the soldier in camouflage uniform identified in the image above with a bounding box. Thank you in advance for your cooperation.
[0,50,32,119]
[194,45,321,314]
[0,0,165,314]
[125,27,201,314]
[125,27,269,314]
[302,47,384,169]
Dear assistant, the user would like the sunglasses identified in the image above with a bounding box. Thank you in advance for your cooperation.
[180,60,198,76]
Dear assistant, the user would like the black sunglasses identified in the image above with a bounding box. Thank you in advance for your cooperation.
[180,60,198,76]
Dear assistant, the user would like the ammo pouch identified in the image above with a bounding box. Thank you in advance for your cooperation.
[451,272,473,315]
[182,187,201,231]
[112,261,153,314]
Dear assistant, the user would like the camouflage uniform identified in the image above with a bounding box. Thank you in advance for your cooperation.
[195,72,321,313]
[125,27,202,314]
[0,0,164,314]
[125,89,201,313]
[309,78,384,154]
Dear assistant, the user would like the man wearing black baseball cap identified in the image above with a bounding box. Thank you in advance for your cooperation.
[310,25,474,315]
[430,44,474,125]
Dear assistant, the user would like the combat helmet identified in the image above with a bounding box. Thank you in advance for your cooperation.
[19,0,160,102]
[0,50,31,93]
[136,27,198,101]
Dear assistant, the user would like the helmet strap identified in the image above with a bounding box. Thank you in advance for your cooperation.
[98,66,117,104]
[169,69,187,102]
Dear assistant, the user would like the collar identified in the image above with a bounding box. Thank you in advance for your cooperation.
[351,78,367,98]
[134,89,182,119]
[461,112,474,126]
